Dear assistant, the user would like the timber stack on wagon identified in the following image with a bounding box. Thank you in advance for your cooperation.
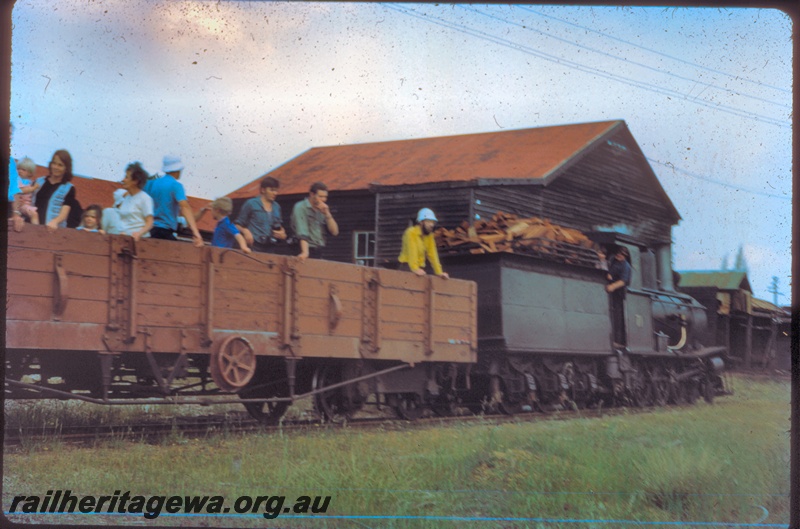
[435,212,601,268]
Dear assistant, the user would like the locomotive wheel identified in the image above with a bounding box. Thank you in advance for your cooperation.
[650,367,670,407]
[429,391,458,417]
[491,376,525,415]
[702,377,715,404]
[312,364,352,423]
[238,383,290,426]
[628,368,652,408]
[210,336,257,392]
[393,393,423,421]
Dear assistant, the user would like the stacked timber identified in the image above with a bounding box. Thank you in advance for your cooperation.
[435,212,601,267]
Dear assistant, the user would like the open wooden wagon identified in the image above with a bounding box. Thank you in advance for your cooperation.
[5,224,477,423]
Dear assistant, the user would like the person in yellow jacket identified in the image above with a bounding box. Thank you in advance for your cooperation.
[398,208,449,279]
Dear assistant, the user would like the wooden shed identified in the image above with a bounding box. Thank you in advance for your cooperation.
[676,270,790,370]
[226,120,680,273]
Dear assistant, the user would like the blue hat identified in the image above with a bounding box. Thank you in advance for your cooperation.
[162,155,184,173]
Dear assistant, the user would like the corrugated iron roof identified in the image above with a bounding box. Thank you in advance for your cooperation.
[751,297,785,314]
[677,270,752,293]
[27,165,215,232]
[228,120,624,199]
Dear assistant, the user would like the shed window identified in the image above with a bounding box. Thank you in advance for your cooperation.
[354,231,376,266]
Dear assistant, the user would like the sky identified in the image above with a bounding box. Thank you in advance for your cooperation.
[8,1,792,303]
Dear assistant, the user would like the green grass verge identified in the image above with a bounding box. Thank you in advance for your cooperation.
[2,373,790,528]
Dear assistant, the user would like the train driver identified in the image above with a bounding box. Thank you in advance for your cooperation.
[606,245,632,348]
[398,208,449,279]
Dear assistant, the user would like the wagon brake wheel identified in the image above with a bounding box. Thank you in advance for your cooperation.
[210,336,257,392]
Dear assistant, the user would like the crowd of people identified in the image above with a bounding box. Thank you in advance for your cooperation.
[5,143,350,264]
[9,138,632,303]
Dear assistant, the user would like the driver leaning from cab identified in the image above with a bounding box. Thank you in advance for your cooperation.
[398,208,449,279]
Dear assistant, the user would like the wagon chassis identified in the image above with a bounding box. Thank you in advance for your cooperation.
[5,362,412,407]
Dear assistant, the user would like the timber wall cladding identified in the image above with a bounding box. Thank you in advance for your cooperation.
[7,227,111,325]
[539,132,675,244]
[376,187,472,264]
[134,239,204,329]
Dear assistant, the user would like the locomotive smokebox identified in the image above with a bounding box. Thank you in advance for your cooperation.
[651,292,709,350]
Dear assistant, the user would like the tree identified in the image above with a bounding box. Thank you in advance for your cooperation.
[721,254,729,271]
[733,244,749,273]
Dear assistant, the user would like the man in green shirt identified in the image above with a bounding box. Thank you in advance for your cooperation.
[291,182,339,261]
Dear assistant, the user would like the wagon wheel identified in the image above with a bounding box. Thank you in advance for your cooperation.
[209,336,257,392]
[238,382,290,426]
[429,390,458,417]
[394,393,423,421]
[312,364,352,423]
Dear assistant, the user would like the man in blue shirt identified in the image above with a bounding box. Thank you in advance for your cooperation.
[606,245,632,348]
[144,155,203,247]
[234,176,286,253]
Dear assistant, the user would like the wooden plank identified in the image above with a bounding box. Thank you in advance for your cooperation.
[381,288,425,308]
[136,260,202,286]
[297,260,365,283]
[133,238,203,265]
[213,310,279,333]
[137,282,202,308]
[295,315,362,337]
[212,250,287,273]
[379,305,425,324]
[7,224,110,255]
[378,272,427,291]
[428,343,475,363]
[6,321,107,351]
[296,278,364,302]
[380,322,426,340]
[214,268,282,292]
[432,309,473,326]
[136,305,201,328]
[214,288,277,313]
[6,295,108,324]
[432,325,474,344]
[429,294,473,313]
[294,335,362,359]
[7,248,111,278]
[290,298,362,319]
[6,271,110,302]
[433,278,474,297]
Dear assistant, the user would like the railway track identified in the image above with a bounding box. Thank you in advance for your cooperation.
[4,401,677,448]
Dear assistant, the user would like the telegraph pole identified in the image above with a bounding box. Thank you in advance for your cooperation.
[768,276,783,306]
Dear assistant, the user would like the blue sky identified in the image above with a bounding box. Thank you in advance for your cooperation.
[9,2,792,302]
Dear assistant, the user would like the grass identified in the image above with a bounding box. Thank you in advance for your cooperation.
[2,373,791,528]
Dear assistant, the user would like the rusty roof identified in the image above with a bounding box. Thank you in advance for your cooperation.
[27,165,215,232]
[228,120,626,199]
[677,270,752,293]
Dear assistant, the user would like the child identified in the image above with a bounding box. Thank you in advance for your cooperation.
[16,157,40,224]
[210,197,251,253]
[77,204,104,233]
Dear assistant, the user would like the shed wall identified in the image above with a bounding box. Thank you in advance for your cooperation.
[375,187,472,265]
